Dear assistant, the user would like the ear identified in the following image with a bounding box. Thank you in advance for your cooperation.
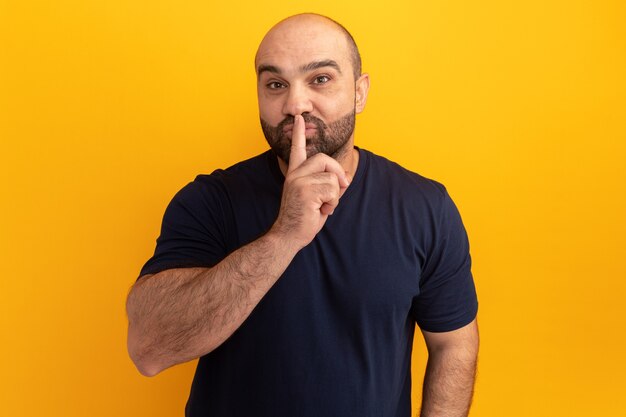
[355,73,370,114]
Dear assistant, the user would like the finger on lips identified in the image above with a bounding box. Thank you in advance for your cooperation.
[287,115,307,173]
[287,114,350,195]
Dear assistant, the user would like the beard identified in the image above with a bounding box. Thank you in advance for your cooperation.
[260,111,356,164]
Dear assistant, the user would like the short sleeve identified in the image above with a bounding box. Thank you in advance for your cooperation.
[138,177,232,278]
[412,190,478,332]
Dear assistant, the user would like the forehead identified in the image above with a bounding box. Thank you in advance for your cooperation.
[256,19,350,73]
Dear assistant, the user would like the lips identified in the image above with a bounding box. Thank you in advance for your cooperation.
[282,123,319,134]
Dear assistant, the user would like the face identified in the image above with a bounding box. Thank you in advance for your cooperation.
[255,16,369,164]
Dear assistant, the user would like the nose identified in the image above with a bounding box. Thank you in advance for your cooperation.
[282,82,313,117]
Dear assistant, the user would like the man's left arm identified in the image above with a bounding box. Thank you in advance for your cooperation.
[419,318,479,417]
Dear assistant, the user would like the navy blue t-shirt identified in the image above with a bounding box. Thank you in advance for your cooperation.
[140,148,478,416]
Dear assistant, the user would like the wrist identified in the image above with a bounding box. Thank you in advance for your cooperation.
[264,224,306,255]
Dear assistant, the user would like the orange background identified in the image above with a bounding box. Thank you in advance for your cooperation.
[1,1,625,415]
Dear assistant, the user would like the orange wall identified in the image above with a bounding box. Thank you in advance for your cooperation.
[1,1,625,415]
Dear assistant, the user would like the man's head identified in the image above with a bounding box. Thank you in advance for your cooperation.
[255,14,370,164]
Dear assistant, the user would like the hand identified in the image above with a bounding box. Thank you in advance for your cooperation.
[271,114,350,250]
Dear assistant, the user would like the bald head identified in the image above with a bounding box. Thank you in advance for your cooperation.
[256,13,362,80]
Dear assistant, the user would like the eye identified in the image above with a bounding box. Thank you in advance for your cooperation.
[266,81,286,90]
[312,75,331,85]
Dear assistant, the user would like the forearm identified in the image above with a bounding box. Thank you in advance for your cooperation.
[126,230,298,376]
[419,346,478,417]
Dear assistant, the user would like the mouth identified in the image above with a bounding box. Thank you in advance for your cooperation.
[283,123,319,137]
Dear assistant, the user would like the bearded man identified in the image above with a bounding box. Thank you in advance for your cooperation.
[127,13,479,417]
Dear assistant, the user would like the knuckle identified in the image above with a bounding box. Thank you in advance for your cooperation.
[311,172,336,183]
[314,183,339,200]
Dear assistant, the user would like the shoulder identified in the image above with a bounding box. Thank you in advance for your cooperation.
[361,149,449,205]
[179,151,276,197]
[194,151,274,186]
[163,152,271,213]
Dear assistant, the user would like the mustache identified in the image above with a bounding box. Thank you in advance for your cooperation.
[276,114,328,132]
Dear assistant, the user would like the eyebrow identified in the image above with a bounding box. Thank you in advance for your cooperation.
[300,59,342,74]
[257,64,281,77]
[257,59,343,78]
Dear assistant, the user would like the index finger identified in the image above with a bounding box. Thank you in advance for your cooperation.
[287,114,307,173]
